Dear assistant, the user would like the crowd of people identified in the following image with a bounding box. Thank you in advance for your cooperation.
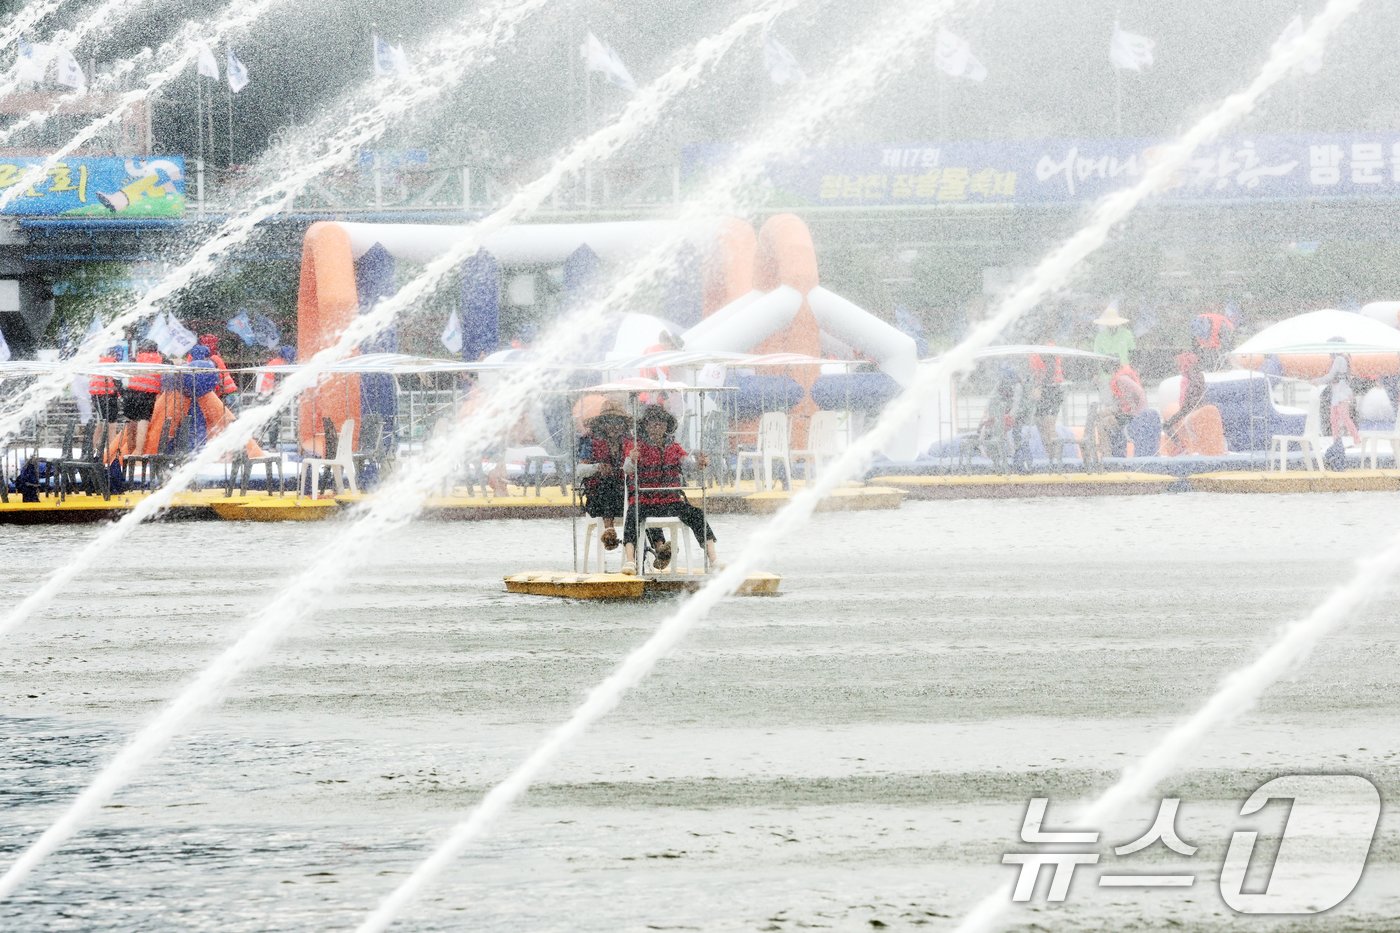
[970,297,1388,469]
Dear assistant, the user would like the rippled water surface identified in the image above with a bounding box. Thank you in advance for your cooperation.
[2,493,1398,931]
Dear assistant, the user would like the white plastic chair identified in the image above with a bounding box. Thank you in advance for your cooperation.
[1360,402,1400,468]
[734,411,794,491]
[298,418,359,497]
[1268,389,1326,472]
[641,517,696,574]
[579,516,617,572]
[792,410,845,482]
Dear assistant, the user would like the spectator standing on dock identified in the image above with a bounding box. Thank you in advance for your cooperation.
[122,340,164,460]
[1092,302,1135,367]
[1028,349,1065,467]
[257,345,295,399]
[88,346,124,456]
[1314,337,1361,449]
[1191,310,1237,370]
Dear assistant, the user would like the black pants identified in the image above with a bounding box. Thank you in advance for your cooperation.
[623,500,716,547]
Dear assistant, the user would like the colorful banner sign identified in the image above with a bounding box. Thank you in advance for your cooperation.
[683,134,1400,206]
[0,156,185,217]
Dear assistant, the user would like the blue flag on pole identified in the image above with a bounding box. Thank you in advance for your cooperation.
[227,310,256,346]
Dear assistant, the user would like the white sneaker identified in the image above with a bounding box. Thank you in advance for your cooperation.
[620,561,637,576]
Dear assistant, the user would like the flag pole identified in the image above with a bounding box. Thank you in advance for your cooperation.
[1113,12,1123,135]
[583,36,593,210]
[195,67,203,169]
[227,79,234,167]
[937,74,947,139]
[1114,69,1123,135]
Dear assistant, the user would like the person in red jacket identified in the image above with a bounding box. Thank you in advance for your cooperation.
[87,346,123,454]
[620,404,718,574]
[198,334,238,398]
[1191,311,1237,370]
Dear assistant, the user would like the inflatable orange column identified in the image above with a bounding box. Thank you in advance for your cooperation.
[754,214,822,448]
[142,391,190,456]
[700,218,757,317]
[296,222,362,456]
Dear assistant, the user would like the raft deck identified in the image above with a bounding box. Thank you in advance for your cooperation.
[504,569,781,599]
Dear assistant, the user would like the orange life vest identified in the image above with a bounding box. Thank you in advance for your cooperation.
[126,351,164,394]
[89,355,118,395]
[257,356,287,395]
[209,351,238,395]
[1193,312,1235,350]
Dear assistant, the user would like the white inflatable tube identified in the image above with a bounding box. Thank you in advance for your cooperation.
[807,286,918,386]
[334,221,684,266]
[681,286,802,352]
[1360,301,1400,329]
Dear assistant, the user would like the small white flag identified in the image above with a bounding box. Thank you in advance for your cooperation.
[763,31,804,85]
[0,324,11,363]
[440,310,464,355]
[934,27,987,82]
[226,46,249,93]
[193,40,219,79]
[1274,15,1324,75]
[1110,23,1155,72]
[144,313,173,356]
[162,314,197,358]
[581,31,636,92]
[15,40,53,84]
[53,46,85,91]
[373,33,409,78]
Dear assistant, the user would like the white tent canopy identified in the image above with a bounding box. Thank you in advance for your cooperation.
[1233,309,1400,356]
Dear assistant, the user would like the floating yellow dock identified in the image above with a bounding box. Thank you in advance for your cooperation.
[868,471,1176,500]
[207,496,343,521]
[1188,469,1400,494]
[0,493,130,524]
[504,569,781,599]
[0,489,255,524]
[704,482,905,514]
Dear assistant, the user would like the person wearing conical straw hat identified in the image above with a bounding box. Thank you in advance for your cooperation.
[1092,300,1135,367]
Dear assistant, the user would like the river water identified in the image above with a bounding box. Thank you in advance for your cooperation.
[1,493,1397,931]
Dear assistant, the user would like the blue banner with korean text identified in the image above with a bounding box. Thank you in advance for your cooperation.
[0,156,185,217]
[682,135,1400,206]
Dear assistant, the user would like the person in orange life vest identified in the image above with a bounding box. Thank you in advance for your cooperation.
[575,400,665,552]
[198,334,238,398]
[121,339,165,459]
[257,345,295,399]
[1087,361,1145,466]
[88,345,124,454]
[1313,337,1361,446]
[620,404,717,575]
[1190,311,1236,370]
[1162,351,1207,447]
[1027,349,1066,466]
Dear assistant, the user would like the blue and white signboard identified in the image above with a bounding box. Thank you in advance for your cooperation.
[683,135,1400,206]
[0,156,185,217]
